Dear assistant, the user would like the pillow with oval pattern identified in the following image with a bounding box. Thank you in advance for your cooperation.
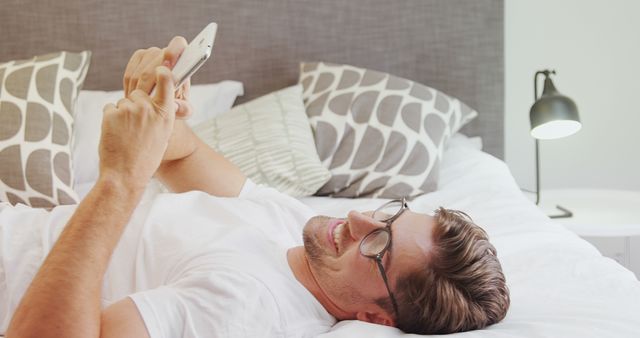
[299,62,477,198]
[0,51,91,208]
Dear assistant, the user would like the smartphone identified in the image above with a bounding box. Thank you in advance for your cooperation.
[171,22,217,90]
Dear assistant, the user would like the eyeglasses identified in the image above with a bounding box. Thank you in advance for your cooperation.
[360,197,408,317]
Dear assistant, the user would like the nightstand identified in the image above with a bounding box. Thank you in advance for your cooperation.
[537,189,640,280]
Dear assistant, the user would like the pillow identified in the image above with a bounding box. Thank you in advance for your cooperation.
[72,81,243,199]
[299,62,478,198]
[192,85,331,197]
[0,51,91,208]
[183,81,244,126]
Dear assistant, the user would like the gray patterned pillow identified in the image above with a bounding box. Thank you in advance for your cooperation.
[0,51,91,208]
[299,62,477,198]
[193,85,331,197]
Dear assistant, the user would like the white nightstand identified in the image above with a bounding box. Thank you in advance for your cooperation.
[537,189,640,280]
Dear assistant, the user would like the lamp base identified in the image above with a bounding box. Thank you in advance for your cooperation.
[548,204,573,219]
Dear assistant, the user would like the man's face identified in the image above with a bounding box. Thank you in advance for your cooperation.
[302,207,435,321]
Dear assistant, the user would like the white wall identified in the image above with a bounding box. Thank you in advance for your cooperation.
[505,0,640,192]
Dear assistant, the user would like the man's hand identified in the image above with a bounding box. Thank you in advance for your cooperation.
[122,36,198,163]
[100,66,178,191]
[120,37,247,197]
[123,36,190,103]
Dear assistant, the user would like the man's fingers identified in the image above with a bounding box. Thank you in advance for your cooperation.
[175,99,193,120]
[103,103,117,115]
[123,49,145,95]
[176,78,191,100]
[129,47,162,94]
[135,53,163,94]
[163,36,188,68]
[115,97,138,116]
[174,79,191,119]
[152,66,176,117]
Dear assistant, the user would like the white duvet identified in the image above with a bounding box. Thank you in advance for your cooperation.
[300,135,640,337]
[3,135,638,338]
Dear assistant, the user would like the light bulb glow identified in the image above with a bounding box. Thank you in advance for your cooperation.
[531,120,582,140]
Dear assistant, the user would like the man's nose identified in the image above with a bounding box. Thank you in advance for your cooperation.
[347,210,384,239]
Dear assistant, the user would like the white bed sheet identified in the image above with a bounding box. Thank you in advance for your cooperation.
[299,134,640,337]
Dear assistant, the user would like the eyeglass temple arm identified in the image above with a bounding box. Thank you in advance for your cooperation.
[375,258,400,315]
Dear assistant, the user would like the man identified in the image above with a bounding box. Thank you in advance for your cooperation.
[2,37,509,338]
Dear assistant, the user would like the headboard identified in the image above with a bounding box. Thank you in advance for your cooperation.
[1,0,504,158]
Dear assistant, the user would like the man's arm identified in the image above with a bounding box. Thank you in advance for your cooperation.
[123,38,246,197]
[155,122,246,197]
[6,55,178,338]
[6,177,147,338]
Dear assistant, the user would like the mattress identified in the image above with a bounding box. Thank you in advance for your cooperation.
[298,135,640,337]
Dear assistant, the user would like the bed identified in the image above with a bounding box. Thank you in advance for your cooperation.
[1,0,639,337]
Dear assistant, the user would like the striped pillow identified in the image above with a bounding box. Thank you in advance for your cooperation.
[193,85,331,196]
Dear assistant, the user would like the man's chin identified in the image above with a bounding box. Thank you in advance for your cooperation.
[303,215,331,265]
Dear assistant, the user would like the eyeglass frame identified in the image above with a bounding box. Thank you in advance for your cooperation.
[360,197,409,317]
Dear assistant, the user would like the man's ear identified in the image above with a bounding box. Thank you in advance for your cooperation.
[355,311,396,327]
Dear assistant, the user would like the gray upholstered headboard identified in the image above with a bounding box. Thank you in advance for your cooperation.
[1,0,504,158]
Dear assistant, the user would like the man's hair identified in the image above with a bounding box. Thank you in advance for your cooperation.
[380,207,510,334]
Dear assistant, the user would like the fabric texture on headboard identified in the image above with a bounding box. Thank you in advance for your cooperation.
[0,0,504,158]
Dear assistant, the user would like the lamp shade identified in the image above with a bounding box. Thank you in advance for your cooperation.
[530,76,581,139]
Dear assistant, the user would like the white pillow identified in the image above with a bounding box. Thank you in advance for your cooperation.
[72,81,243,199]
[184,81,244,126]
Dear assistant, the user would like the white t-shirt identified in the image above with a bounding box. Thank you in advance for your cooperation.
[0,180,335,337]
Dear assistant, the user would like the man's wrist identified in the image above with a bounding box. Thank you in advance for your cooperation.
[160,120,199,163]
[96,172,147,201]
[158,137,201,173]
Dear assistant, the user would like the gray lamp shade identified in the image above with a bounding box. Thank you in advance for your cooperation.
[530,77,581,139]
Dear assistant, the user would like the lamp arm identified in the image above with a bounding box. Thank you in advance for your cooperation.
[532,69,554,205]
[535,139,540,205]
[534,71,541,102]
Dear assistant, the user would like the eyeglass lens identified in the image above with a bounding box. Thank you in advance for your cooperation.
[372,200,404,222]
[361,200,403,256]
[360,230,390,256]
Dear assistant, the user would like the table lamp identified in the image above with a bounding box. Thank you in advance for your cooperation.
[530,69,581,218]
